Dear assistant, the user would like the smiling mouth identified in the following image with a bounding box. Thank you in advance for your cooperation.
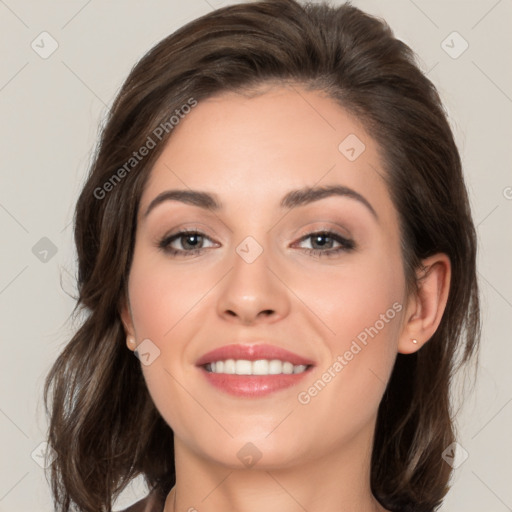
[196,343,315,397]
[199,359,314,398]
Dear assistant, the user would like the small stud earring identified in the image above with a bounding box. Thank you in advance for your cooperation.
[412,338,418,344]
[127,336,137,349]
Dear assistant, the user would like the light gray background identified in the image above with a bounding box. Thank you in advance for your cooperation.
[0,0,511,511]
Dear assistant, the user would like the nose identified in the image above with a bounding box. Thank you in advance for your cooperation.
[216,242,291,326]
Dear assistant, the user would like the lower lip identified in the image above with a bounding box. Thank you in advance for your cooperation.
[199,366,312,397]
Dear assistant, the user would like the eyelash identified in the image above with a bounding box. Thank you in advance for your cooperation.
[157,228,355,258]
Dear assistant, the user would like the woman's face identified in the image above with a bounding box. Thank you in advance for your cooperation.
[122,85,410,469]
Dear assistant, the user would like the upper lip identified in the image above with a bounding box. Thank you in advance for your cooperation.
[196,343,315,367]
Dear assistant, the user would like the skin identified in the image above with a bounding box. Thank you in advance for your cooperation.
[121,84,451,512]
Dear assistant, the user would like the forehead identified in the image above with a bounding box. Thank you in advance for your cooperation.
[139,85,395,224]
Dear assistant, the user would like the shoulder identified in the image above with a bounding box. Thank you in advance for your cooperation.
[118,489,166,512]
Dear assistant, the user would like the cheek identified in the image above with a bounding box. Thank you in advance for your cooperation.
[295,251,404,419]
[127,254,212,341]
[299,249,405,347]
[126,256,207,435]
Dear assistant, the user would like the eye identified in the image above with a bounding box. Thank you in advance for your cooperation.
[294,230,355,257]
[158,229,217,256]
[157,229,355,258]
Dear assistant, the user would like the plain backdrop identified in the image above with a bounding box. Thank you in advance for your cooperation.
[0,1,511,511]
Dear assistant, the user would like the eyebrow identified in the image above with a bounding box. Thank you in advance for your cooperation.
[143,185,378,220]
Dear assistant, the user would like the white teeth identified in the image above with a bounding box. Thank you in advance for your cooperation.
[268,359,282,375]
[282,362,294,374]
[206,359,309,375]
[235,359,252,375]
[224,359,236,374]
[252,359,269,375]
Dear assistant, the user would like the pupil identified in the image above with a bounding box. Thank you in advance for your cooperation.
[184,234,200,249]
[313,235,330,248]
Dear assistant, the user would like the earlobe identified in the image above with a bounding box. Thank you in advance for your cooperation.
[398,253,451,354]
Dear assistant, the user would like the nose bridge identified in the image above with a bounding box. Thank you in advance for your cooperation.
[216,231,290,324]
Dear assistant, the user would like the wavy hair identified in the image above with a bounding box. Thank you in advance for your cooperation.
[43,1,480,511]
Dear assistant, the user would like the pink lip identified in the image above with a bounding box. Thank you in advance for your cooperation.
[195,343,315,367]
[196,343,315,398]
[199,370,313,397]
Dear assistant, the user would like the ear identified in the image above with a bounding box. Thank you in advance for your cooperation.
[398,253,451,354]
[119,294,136,351]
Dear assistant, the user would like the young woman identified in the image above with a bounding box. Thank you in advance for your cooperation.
[43,1,480,511]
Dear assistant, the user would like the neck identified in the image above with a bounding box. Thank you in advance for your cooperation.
[164,425,388,512]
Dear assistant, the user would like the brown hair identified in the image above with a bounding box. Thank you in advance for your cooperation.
[43,1,480,511]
